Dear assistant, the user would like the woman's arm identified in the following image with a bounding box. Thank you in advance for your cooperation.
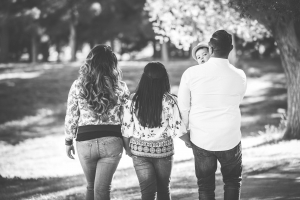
[65,80,80,159]
[122,137,133,157]
[121,100,135,156]
[168,96,192,148]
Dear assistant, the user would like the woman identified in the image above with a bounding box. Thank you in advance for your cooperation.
[122,62,191,200]
[65,44,129,200]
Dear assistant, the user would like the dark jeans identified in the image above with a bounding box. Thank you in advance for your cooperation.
[76,137,123,200]
[132,155,173,200]
[192,142,242,200]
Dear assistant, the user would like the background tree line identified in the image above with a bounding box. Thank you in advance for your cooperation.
[0,0,279,63]
[0,0,159,63]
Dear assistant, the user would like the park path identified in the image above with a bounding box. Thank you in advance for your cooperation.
[171,139,300,200]
[178,162,300,200]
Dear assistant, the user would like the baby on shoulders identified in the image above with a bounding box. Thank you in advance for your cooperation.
[192,42,211,65]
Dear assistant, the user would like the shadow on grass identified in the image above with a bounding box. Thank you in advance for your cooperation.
[0,65,80,144]
[0,105,66,144]
[0,175,85,200]
[1,158,299,200]
[0,165,141,200]
[241,57,284,77]
[241,84,287,135]
[241,176,300,200]
[0,66,78,125]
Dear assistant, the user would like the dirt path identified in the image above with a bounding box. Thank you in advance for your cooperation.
[178,162,300,200]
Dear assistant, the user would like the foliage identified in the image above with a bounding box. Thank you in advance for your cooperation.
[145,0,269,50]
[228,0,300,23]
[0,0,155,62]
[0,0,42,61]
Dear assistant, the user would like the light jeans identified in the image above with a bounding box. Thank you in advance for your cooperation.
[132,155,173,200]
[76,137,123,200]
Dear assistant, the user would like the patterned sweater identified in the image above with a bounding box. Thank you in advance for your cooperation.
[122,94,187,158]
[65,79,130,142]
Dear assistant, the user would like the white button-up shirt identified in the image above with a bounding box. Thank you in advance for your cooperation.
[178,57,247,151]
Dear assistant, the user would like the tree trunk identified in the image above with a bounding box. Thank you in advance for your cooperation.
[244,1,300,140]
[229,34,238,66]
[110,39,114,51]
[40,42,49,62]
[152,39,158,58]
[0,22,9,63]
[161,41,169,61]
[273,19,300,139]
[56,42,61,63]
[69,22,76,62]
[31,34,38,63]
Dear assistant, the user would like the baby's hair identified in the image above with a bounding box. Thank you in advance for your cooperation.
[196,46,209,54]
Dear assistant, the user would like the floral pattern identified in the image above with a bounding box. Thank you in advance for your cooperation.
[65,79,130,142]
[121,94,187,141]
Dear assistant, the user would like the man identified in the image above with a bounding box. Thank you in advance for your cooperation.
[178,30,247,200]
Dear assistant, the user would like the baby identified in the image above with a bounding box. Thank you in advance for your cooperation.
[192,42,211,65]
[186,43,211,134]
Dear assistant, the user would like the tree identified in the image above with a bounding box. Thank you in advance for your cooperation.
[145,0,270,63]
[0,0,40,62]
[75,0,156,59]
[145,0,269,50]
[229,0,300,139]
[0,1,10,63]
[146,0,300,139]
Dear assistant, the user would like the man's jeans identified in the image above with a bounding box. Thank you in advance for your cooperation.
[192,142,242,200]
[132,155,173,200]
[76,137,123,200]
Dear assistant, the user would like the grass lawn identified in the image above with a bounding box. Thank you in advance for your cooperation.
[1,58,299,200]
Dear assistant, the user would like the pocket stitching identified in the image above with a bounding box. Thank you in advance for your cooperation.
[103,138,123,157]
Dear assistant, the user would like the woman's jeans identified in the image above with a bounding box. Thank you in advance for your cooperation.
[192,142,242,200]
[132,155,173,200]
[76,137,123,200]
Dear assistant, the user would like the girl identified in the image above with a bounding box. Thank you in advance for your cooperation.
[122,62,191,200]
[65,44,129,200]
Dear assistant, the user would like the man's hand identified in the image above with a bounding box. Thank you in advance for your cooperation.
[185,141,192,148]
[66,145,75,159]
[180,131,192,148]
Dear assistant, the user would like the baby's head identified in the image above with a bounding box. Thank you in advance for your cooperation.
[192,43,211,65]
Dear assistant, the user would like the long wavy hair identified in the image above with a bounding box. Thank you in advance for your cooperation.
[78,44,121,115]
[132,62,171,128]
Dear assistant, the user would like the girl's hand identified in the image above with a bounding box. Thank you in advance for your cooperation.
[66,145,75,159]
[125,149,133,157]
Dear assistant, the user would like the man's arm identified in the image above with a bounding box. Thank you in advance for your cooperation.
[241,70,247,101]
[178,70,191,129]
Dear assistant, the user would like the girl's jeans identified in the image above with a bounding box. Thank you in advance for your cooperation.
[76,137,123,200]
[192,142,242,200]
[132,155,173,200]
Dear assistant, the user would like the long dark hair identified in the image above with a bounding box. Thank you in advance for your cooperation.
[78,44,121,115]
[132,62,171,128]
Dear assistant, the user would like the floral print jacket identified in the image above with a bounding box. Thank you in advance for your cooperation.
[65,79,130,142]
[122,94,187,141]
